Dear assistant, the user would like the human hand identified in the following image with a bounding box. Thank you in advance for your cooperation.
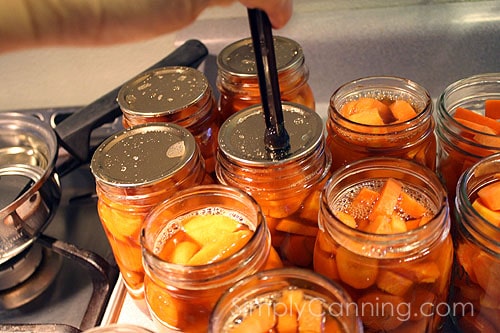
[238,0,293,28]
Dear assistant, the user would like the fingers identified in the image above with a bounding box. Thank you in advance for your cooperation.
[239,0,293,28]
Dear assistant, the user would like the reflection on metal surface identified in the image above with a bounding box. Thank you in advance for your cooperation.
[0,245,62,310]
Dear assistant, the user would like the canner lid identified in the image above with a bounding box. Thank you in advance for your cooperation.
[90,123,196,187]
[218,103,323,165]
[217,36,304,76]
[116,66,209,116]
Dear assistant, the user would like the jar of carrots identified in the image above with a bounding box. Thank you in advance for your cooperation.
[451,152,500,332]
[90,123,209,302]
[314,157,453,332]
[435,73,500,201]
[141,185,282,333]
[216,36,315,123]
[326,76,436,172]
[209,267,364,333]
[117,66,220,174]
[216,102,332,268]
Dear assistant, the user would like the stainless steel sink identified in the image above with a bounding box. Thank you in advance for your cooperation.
[176,0,500,119]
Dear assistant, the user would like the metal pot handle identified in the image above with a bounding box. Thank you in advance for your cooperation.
[54,39,209,176]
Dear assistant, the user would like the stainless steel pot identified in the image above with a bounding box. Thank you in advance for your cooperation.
[0,39,208,264]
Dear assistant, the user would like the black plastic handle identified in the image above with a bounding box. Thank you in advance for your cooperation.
[54,39,208,170]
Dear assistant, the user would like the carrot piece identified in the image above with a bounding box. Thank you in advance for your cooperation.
[407,288,437,321]
[298,299,324,332]
[187,230,252,265]
[397,191,427,218]
[336,247,378,289]
[347,108,386,125]
[169,241,200,265]
[390,214,408,233]
[231,303,276,333]
[275,288,304,317]
[276,311,297,333]
[348,187,379,218]
[477,181,500,211]
[454,107,500,134]
[299,191,321,223]
[145,280,181,327]
[334,210,357,228]
[455,242,479,283]
[376,270,414,296]
[340,97,389,117]
[368,178,403,222]
[472,198,500,226]
[281,235,315,267]
[263,247,284,270]
[324,317,344,333]
[363,214,393,234]
[316,231,336,254]
[454,117,493,133]
[485,99,500,119]
[313,250,339,281]
[275,219,319,237]
[389,100,417,122]
[405,218,421,230]
[473,128,500,147]
[398,261,441,283]
[182,214,241,245]
[357,292,408,331]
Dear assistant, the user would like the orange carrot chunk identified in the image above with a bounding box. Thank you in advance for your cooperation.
[368,178,403,222]
[485,99,500,119]
[477,181,500,211]
[389,100,418,122]
[454,107,500,134]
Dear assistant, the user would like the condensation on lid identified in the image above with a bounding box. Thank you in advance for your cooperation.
[218,103,323,165]
[217,36,304,77]
[117,66,208,116]
[90,123,196,187]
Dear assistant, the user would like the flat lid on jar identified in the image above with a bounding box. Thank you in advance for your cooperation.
[90,123,197,187]
[217,36,304,76]
[117,66,209,116]
[218,103,323,165]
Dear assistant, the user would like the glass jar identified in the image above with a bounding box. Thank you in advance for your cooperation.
[209,267,364,333]
[216,102,332,268]
[435,73,500,201]
[326,76,436,172]
[451,153,500,332]
[314,157,453,332]
[90,123,208,301]
[117,66,220,174]
[216,36,315,123]
[141,184,282,333]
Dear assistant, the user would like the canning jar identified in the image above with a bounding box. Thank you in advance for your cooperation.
[216,102,332,268]
[451,153,500,332]
[314,157,453,332]
[435,73,500,201]
[117,66,220,173]
[209,267,364,333]
[90,123,208,301]
[326,76,436,172]
[141,184,282,333]
[216,36,315,122]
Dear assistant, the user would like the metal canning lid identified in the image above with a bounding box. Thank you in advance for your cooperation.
[217,36,304,77]
[116,66,209,116]
[218,103,323,166]
[90,123,197,187]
